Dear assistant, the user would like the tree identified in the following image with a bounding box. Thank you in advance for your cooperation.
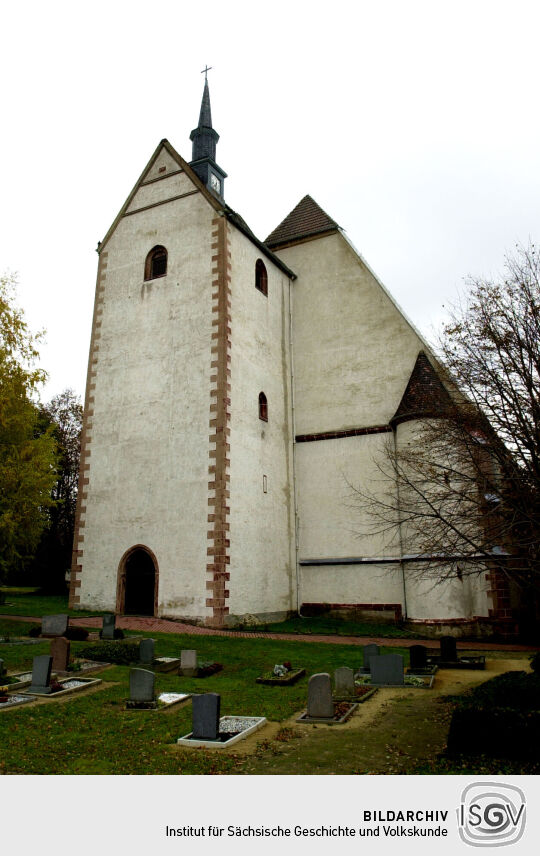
[350,244,540,634]
[0,273,58,583]
[29,389,83,592]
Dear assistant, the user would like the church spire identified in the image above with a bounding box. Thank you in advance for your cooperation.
[189,70,227,198]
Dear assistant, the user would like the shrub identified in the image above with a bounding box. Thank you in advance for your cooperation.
[77,640,140,665]
[65,627,89,641]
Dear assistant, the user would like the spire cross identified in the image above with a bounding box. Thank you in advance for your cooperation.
[201,65,212,81]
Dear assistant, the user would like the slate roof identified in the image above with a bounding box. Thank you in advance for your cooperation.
[392,352,453,424]
[265,195,340,248]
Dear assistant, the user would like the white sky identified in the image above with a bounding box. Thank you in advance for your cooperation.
[2,0,540,401]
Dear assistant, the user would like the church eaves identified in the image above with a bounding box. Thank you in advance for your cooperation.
[265,194,340,249]
[391,351,453,425]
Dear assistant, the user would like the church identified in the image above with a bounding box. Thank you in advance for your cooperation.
[69,78,504,635]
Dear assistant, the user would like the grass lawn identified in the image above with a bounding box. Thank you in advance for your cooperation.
[1,617,536,775]
[0,592,103,618]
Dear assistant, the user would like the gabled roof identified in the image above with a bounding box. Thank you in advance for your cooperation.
[391,351,454,425]
[97,139,295,279]
[265,195,340,249]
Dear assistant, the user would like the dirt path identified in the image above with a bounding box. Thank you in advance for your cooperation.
[239,658,527,774]
[1,614,537,651]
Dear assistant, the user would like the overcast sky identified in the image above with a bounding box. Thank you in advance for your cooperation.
[2,0,540,402]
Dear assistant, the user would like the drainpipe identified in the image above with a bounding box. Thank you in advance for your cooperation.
[392,424,408,620]
[288,275,303,617]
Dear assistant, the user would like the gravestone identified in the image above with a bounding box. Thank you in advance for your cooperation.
[409,645,428,671]
[0,659,6,678]
[180,649,198,676]
[370,654,404,686]
[129,668,155,703]
[440,636,457,662]
[307,673,334,719]
[41,614,69,637]
[192,693,221,740]
[101,614,116,640]
[362,643,380,671]
[28,655,53,694]
[334,667,355,697]
[50,637,70,672]
[139,639,155,666]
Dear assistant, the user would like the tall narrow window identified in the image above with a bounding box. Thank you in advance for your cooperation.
[259,392,268,422]
[144,245,168,280]
[255,259,268,296]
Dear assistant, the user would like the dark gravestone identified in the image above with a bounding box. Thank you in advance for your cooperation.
[50,637,70,672]
[192,693,221,740]
[409,645,428,671]
[129,668,155,703]
[28,655,53,694]
[440,636,457,662]
[307,673,334,718]
[139,639,155,666]
[41,614,69,637]
[0,659,6,678]
[334,667,355,697]
[362,643,380,671]
[101,614,116,640]
[371,654,404,686]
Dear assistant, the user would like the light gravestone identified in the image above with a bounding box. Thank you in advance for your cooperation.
[180,650,198,677]
[50,637,70,672]
[101,615,116,640]
[307,673,334,719]
[370,654,404,686]
[129,669,155,704]
[440,636,457,662]
[139,639,154,667]
[409,645,428,671]
[28,655,53,694]
[334,667,355,698]
[41,614,69,638]
[362,644,380,672]
[192,693,220,740]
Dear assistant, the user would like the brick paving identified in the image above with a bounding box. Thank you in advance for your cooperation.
[1,613,538,650]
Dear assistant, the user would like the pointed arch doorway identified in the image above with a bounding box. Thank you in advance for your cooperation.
[117,545,158,616]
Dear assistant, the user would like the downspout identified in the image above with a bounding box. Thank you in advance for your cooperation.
[392,424,408,620]
[288,275,303,617]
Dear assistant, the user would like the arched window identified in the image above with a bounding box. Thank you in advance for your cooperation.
[144,245,167,281]
[259,392,268,422]
[255,259,268,296]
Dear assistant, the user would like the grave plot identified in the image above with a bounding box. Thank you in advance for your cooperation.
[426,637,485,670]
[19,655,102,698]
[0,692,35,711]
[125,668,191,710]
[297,673,359,723]
[256,661,306,685]
[333,667,377,702]
[134,639,181,673]
[177,693,266,748]
[178,650,223,678]
[355,654,435,688]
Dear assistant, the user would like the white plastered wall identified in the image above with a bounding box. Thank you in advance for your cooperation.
[226,231,296,619]
[78,159,215,619]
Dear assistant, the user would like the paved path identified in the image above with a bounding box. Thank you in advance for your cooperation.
[1,613,538,650]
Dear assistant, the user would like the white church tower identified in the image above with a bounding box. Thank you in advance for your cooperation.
[71,78,508,634]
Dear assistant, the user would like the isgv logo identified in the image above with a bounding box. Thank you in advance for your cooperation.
[458,782,526,847]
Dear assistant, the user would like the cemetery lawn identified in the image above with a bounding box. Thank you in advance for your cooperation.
[0,591,102,618]
[0,618,535,775]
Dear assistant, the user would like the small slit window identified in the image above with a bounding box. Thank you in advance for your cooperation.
[255,259,268,296]
[259,392,268,422]
[144,245,168,280]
